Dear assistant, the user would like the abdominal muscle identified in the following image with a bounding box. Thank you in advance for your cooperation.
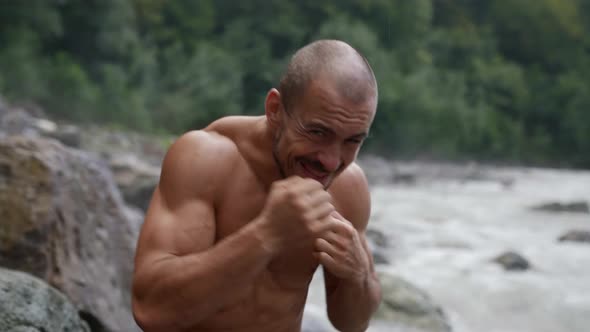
[192,266,316,332]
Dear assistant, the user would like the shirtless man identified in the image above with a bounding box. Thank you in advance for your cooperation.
[132,39,382,332]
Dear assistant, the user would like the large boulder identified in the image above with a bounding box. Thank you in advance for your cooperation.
[0,267,90,332]
[375,272,452,332]
[0,136,142,332]
[0,108,165,210]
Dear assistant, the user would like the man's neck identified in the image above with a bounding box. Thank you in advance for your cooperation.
[244,117,284,189]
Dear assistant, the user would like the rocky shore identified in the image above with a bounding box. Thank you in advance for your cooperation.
[1,103,588,331]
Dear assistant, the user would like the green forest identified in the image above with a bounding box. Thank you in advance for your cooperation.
[1,0,589,167]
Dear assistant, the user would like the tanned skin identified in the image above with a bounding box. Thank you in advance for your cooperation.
[132,69,382,331]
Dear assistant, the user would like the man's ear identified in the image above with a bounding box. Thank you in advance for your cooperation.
[265,88,283,129]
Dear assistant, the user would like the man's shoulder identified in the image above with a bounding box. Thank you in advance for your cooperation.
[158,129,240,198]
[168,129,240,166]
[329,163,371,229]
[331,162,369,194]
[205,115,260,141]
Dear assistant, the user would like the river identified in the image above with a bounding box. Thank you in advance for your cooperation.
[306,161,590,332]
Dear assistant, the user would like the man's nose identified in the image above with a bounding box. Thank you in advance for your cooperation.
[317,147,341,172]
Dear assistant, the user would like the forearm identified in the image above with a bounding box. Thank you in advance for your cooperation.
[326,272,381,332]
[133,219,274,330]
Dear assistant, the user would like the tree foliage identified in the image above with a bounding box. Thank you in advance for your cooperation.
[0,0,588,167]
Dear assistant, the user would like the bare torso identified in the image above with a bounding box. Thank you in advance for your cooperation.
[133,116,372,332]
[189,116,334,331]
[195,143,319,331]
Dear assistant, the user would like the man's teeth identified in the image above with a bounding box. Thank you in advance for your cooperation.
[304,162,325,177]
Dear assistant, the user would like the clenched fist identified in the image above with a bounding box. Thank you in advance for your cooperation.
[313,211,371,282]
[256,176,336,254]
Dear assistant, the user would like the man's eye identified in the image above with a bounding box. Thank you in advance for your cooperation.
[309,129,325,137]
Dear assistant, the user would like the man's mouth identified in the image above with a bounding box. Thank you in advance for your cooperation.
[299,160,329,182]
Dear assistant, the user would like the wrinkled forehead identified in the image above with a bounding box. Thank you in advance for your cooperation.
[290,79,375,135]
[306,75,376,118]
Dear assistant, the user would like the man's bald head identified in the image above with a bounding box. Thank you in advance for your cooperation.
[278,40,378,112]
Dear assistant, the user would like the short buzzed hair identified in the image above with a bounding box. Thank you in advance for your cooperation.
[278,39,378,112]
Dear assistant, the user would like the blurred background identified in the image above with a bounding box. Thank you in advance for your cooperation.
[0,1,589,332]
[1,0,589,166]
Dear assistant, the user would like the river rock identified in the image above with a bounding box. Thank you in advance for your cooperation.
[366,228,389,248]
[558,230,590,243]
[366,228,390,265]
[109,154,160,210]
[0,107,83,149]
[0,109,40,137]
[375,272,452,332]
[531,201,589,214]
[371,251,390,265]
[0,136,142,332]
[493,251,530,271]
[392,172,417,185]
[45,124,82,149]
[0,267,90,332]
[79,126,169,169]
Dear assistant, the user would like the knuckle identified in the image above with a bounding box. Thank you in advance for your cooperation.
[311,223,326,236]
[274,191,287,203]
[285,188,298,200]
[322,223,337,235]
[314,237,324,247]
[272,184,288,198]
[293,196,307,210]
[301,211,314,224]
[317,204,332,218]
[342,223,356,236]
[272,180,286,190]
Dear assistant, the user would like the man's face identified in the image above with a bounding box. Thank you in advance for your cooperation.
[272,78,376,189]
